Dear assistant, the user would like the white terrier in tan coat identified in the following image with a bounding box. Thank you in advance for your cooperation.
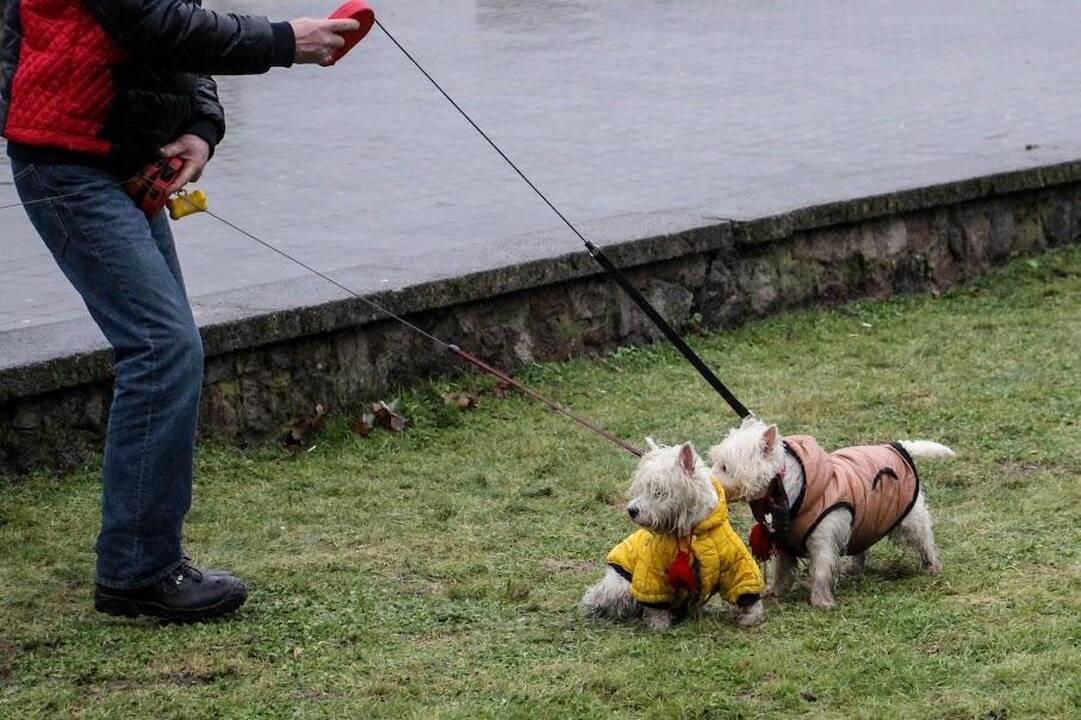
[708,418,953,609]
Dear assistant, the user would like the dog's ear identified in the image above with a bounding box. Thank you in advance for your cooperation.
[645,437,661,451]
[678,442,697,475]
[761,425,778,457]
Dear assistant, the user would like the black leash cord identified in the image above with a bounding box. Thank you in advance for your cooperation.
[375,19,751,420]
[585,245,751,419]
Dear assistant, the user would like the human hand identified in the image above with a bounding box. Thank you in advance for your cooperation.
[159,133,210,193]
[290,18,361,66]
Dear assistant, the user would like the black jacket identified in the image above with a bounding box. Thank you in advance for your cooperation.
[1,0,295,172]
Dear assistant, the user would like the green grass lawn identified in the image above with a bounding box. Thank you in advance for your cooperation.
[2,246,1080,719]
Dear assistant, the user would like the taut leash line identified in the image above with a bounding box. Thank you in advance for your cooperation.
[448,346,643,457]
[196,207,644,458]
[201,207,451,350]
[374,18,752,420]
[0,179,643,457]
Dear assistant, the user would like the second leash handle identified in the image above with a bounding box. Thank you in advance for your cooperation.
[326,1,376,65]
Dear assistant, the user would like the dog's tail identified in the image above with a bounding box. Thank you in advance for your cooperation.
[898,440,955,461]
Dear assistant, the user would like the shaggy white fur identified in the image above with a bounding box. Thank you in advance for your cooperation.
[580,441,765,630]
[708,417,953,609]
[624,439,719,537]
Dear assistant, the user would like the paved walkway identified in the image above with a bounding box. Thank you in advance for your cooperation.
[2,0,1081,336]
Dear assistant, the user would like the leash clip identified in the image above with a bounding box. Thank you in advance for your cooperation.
[167,189,208,221]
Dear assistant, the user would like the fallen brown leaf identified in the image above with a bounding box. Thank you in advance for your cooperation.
[350,412,376,438]
[348,400,410,439]
[386,412,407,434]
[283,403,328,449]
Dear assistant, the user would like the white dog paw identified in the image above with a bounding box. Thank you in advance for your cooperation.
[643,610,672,631]
[809,592,836,610]
[737,601,765,627]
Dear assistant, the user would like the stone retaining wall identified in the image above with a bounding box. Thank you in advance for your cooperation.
[3,166,1080,475]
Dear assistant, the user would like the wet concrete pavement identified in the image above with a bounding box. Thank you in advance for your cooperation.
[2,0,1081,336]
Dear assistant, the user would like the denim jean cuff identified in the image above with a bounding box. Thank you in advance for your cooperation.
[96,556,186,590]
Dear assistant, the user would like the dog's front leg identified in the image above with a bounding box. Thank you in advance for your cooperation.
[766,549,796,597]
[807,552,839,609]
[642,607,673,631]
[805,510,852,609]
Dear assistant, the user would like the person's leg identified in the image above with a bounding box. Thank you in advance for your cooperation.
[148,210,190,297]
[14,161,202,589]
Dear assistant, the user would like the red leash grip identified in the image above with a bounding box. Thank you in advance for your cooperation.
[124,157,183,219]
[326,0,375,65]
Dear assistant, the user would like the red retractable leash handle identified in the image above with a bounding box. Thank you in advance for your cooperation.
[124,157,183,218]
[326,0,376,65]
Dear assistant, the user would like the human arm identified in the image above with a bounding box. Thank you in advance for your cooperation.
[160,133,210,193]
[154,73,222,193]
[164,25,358,188]
[84,0,360,73]
[187,75,225,153]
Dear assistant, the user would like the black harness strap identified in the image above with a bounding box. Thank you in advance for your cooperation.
[749,471,792,538]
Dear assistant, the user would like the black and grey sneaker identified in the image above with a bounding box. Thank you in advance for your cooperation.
[94,561,247,623]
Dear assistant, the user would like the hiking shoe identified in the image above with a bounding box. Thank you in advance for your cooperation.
[94,561,247,623]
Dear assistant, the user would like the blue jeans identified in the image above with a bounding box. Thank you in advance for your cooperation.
[13,160,203,589]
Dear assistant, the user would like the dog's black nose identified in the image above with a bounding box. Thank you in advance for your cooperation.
[627,507,639,519]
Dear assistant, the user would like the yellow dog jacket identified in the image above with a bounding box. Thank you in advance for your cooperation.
[781,436,921,556]
[606,479,765,609]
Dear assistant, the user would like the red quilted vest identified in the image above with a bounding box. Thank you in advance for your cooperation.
[4,0,127,155]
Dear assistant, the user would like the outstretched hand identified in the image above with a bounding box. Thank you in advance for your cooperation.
[159,133,210,193]
[290,18,361,66]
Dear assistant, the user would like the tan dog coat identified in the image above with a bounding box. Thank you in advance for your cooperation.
[783,436,921,556]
